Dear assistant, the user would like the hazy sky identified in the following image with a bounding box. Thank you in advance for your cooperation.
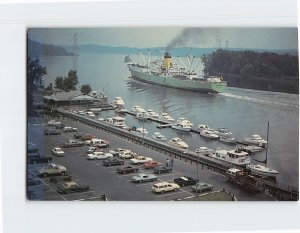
[28,27,298,50]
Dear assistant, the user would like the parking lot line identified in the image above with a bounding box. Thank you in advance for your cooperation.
[63,190,95,198]
[28,171,67,201]
[180,188,194,196]
[153,190,184,198]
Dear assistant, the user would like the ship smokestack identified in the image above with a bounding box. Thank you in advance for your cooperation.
[163,52,173,70]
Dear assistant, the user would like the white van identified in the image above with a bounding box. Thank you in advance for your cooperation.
[152,182,180,193]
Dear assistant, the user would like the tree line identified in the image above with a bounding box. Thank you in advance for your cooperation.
[201,49,299,78]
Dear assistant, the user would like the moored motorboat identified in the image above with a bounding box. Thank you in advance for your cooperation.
[198,124,213,132]
[200,130,219,139]
[115,107,127,114]
[147,109,159,119]
[171,118,193,132]
[134,127,148,136]
[209,148,250,166]
[105,116,127,128]
[152,132,167,141]
[131,105,146,115]
[159,113,175,123]
[247,164,279,178]
[244,134,268,147]
[213,128,232,137]
[241,145,264,153]
[169,137,189,149]
[112,96,125,107]
[219,135,236,144]
[136,112,149,120]
[195,146,214,155]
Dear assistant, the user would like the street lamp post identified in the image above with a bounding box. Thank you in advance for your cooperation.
[196,151,199,197]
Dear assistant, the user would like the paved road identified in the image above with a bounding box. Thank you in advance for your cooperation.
[27,116,275,201]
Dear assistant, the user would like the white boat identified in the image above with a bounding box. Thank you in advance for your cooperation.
[195,147,214,155]
[147,109,159,119]
[105,116,126,128]
[112,97,125,108]
[131,105,146,115]
[159,113,175,123]
[136,112,149,120]
[135,127,148,136]
[198,124,213,131]
[219,135,236,144]
[209,148,251,166]
[247,164,279,178]
[171,118,193,131]
[152,132,167,141]
[244,134,268,147]
[213,128,232,137]
[200,130,219,139]
[241,145,264,153]
[177,118,193,126]
[115,107,127,114]
[169,137,189,149]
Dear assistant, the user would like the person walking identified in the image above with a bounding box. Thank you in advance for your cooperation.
[171,158,174,167]
[166,159,170,167]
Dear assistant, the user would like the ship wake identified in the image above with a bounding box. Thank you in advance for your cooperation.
[220,92,299,109]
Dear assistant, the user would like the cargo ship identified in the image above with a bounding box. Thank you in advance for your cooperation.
[125,52,226,93]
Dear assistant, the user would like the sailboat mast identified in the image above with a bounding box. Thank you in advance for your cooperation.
[265,121,269,165]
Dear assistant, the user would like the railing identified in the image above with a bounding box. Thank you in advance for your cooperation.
[57,109,299,201]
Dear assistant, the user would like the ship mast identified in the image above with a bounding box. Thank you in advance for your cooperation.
[139,50,147,66]
[147,50,150,67]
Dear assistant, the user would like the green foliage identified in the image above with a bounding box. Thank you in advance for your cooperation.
[81,84,92,95]
[55,76,64,90]
[54,70,79,91]
[201,49,299,78]
[45,83,53,91]
[27,57,47,114]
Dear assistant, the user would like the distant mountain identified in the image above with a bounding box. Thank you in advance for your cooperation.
[28,39,73,57]
[61,44,298,57]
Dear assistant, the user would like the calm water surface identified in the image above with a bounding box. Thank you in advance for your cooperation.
[39,54,299,188]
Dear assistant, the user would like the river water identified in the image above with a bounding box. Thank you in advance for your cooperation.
[39,54,299,188]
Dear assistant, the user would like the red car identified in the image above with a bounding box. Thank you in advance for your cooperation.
[81,134,95,141]
[144,161,162,169]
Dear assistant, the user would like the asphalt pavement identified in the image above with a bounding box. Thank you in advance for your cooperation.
[27,116,275,201]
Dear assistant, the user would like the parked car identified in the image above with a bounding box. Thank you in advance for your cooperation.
[153,166,173,174]
[144,161,162,169]
[109,148,124,156]
[57,181,89,194]
[152,182,180,193]
[81,134,95,141]
[87,138,110,148]
[38,163,67,177]
[55,123,65,129]
[131,173,157,183]
[47,120,61,126]
[63,140,84,148]
[49,175,72,184]
[191,182,213,193]
[52,147,65,157]
[119,149,137,159]
[174,176,197,187]
[87,147,99,153]
[74,132,85,139]
[63,127,78,132]
[130,156,153,165]
[44,129,61,135]
[87,151,113,160]
[103,158,125,166]
[117,166,139,174]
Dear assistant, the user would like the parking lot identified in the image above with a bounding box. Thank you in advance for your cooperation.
[27,115,275,201]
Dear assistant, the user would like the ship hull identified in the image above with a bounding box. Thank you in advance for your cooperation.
[128,65,227,93]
